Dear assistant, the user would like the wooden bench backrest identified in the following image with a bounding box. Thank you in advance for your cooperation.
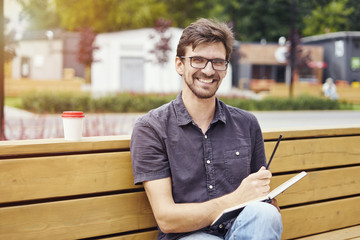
[0,136,157,239]
[1,127,359,239]
[264,128,360,239]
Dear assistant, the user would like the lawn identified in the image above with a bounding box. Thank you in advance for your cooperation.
[4,97,23,108]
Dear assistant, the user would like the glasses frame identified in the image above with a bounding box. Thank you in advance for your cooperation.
[180,56,229,71]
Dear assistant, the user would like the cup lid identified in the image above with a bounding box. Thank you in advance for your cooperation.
[62,111,85,118]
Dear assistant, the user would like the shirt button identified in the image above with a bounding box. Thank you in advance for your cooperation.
[206,160,211,164]
[236,151,240,156]
[204,135,208,139]
[219,224,223,229]
[209,185,213,189]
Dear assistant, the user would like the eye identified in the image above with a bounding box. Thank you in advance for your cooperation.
[192,57,206,63]
[213,59,226,66]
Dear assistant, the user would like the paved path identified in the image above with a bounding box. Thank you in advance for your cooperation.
[3,106,360,140]
[253,110,360,131]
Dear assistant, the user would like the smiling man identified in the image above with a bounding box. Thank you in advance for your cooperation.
[131,18,282,240]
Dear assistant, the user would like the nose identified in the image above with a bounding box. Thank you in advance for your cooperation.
[202,60,216,76]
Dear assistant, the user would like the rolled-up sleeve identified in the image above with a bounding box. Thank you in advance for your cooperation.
[130,118,171,185]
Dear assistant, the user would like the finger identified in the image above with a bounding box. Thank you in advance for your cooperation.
[258,166,266,172]
[256,169,272,179]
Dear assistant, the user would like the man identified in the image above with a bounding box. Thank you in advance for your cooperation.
[131,18,282,240]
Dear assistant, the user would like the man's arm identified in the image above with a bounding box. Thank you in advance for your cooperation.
[144,166,272,234]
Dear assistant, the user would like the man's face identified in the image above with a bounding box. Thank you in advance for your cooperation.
[176,42,228,99]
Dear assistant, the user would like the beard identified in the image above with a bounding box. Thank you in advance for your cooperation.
[184,71,221,99]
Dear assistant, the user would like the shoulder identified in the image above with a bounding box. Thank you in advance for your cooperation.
[132,100,174,135]
[219,100,258,123]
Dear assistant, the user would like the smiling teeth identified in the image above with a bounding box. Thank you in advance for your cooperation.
[198,79,213,83]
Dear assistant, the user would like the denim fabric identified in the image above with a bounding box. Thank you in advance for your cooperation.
[179,202,282,240]
[131,93,267,240]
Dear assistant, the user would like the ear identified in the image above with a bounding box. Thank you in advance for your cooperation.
[175,57,184,76]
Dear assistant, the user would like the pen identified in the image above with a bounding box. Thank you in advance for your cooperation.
[266,134,282,170]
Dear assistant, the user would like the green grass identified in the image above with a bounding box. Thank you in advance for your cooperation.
[347,103,360,110]
[4,97,23,108]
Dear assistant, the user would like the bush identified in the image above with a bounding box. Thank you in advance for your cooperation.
[20,91,177,114]
[21,91,92,114]
[219,95,344,111]
[20,91,351,114]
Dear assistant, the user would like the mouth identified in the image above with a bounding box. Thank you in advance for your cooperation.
[197,78,215,84]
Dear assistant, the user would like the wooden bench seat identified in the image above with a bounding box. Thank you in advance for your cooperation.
[0,127,359,239]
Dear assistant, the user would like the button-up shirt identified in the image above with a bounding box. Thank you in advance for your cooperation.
[131,93,266,240]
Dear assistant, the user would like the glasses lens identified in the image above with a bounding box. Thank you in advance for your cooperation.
[212,59,228,71]
[190,57,207,68]
[190,57,227,71]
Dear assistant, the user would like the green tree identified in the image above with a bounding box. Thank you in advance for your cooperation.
[302,0,354,36]
[161,0,226,28]
[223,0,315,42]
[17,0,61,31]
[54,0,168,32]
[346,0,360,30]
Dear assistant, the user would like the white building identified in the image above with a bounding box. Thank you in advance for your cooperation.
[11,30,85,80]
[92,28,232,94]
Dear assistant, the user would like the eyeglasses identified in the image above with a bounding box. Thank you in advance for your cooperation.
[180,56,229,71]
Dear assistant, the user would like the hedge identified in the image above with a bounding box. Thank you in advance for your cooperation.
[19,91,352,114]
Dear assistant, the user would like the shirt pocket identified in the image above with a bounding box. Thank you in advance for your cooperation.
[223,146,251,186]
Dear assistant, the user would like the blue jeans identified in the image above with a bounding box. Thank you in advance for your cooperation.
[179,202,283,240]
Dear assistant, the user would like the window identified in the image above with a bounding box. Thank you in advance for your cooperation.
[351,57,360,71]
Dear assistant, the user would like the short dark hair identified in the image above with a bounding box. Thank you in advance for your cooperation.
[176,18,234,61]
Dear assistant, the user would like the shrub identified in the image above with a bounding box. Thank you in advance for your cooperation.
[21,91,92,114]
[20,91,350,114]
[219,94,344,111]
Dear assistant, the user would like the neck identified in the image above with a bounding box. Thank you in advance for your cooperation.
[182,90,216,134]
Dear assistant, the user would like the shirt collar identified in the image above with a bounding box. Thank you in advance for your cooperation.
[173,92,226,126]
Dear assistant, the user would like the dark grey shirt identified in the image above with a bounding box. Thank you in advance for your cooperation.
[131,93,266,240]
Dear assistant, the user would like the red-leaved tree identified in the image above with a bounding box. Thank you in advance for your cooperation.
[77,27,99,84]
[149,18,172,65]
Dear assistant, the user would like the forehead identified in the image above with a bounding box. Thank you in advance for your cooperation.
[185,42,226,59]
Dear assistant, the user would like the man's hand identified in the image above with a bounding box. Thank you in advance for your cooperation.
[231,166,272,204]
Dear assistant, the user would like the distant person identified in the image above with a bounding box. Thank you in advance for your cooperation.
[322,78,338,100]
[131,18,282,240]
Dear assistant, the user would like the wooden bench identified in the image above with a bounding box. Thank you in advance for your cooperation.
[0,127,359,239]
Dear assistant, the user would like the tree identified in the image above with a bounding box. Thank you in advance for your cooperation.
[4,18,17,63]
[17,0,61,31]
[77,27,98,84]
[149,18,173,65]
[161,0,226,28]
[346,0,360,31]
[302,0,354,36]
[54,0,168,33]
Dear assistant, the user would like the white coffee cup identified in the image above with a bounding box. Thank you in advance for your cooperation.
[62,111,85,140]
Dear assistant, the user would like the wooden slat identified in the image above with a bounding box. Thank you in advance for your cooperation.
[281,196,360,239]
[296,225,360,240]
[265,136,360,173]
[0,135,130,156]
[0,193,156,240]
[263,127,360,140]
[0,127,359,156]
[103,230,158,240]
[270,166,360,206]
[0,152,140,203]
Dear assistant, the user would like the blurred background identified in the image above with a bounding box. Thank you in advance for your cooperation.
[1,0,360,140]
